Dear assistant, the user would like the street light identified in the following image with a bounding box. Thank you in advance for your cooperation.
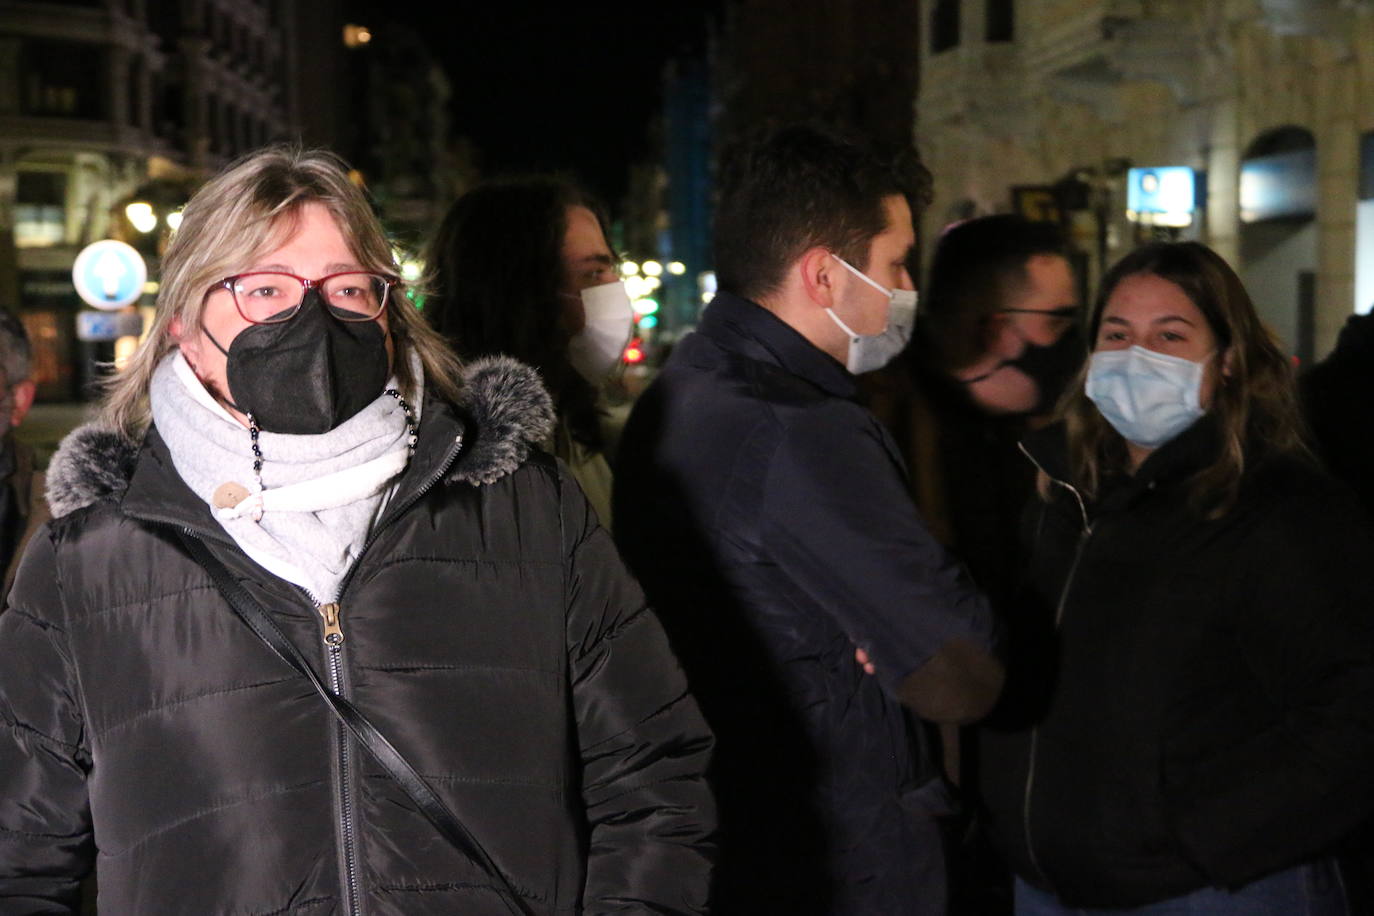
[125,202,157,234]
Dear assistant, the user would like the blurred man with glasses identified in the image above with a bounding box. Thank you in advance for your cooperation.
[864,213,1081,912]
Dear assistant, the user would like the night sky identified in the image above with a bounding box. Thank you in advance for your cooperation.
[368,0,724,208]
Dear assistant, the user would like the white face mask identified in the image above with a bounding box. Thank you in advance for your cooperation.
[567,280,634,384]
[1085,345,1209,448]
[825,254,919,375]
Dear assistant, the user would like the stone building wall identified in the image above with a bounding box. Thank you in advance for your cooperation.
[918,0,1374,358]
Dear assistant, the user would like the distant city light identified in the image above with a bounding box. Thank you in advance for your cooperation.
[632,297,660,316]
[620,261,641,277]
[639,314,659,329]
[114,334,140,369]
[165,211,183,231]
[642,260,663,277]
[343,24,373,48]
[125,202,157,234]
[400,259,423,282]
[643,276,661,291]
[701,291,715,304]
[667,261,687,275]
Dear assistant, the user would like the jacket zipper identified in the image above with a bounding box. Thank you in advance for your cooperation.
[166,431,467,916]
[324,624,362,916]
[311,431,467,916]
[1015,444,1094,889]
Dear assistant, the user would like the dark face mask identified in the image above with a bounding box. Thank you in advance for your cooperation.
[1008,326,1085,413]
[207,290,390,434]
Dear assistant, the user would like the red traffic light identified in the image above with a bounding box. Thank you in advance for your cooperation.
[623,337,646,364]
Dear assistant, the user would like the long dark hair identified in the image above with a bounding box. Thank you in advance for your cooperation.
[1057,241,1307,516]
[423,176,611,448]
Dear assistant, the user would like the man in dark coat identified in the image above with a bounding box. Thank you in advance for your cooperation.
[614,125,1002,915]
[1301,311,1374,518]
[1299,310,1374,914]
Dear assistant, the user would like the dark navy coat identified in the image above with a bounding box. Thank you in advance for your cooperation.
[615,292,995,914]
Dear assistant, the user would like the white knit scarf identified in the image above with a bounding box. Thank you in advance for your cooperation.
[149,351,422,602]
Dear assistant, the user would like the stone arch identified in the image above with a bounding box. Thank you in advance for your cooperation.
[1238,125,1317,362]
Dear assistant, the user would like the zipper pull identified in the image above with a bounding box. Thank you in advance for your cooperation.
[318,602,344,646]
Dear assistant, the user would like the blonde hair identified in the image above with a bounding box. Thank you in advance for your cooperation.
[1052,241,1307,517]
[100,146,465,438]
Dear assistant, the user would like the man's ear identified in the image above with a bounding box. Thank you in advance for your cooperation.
[8,379,34,428]
[798,247,838,309]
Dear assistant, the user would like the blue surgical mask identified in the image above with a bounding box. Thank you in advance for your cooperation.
[1085,345,1208,448]
[826,255,919,374]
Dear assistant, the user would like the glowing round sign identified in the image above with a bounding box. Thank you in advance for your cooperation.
[72,240,148,311]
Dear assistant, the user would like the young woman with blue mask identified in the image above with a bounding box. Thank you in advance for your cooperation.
[977,241,1374,915]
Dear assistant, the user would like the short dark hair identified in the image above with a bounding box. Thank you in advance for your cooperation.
[422,175,612,448]
[713,124,929,302]
[922,214,1069,372]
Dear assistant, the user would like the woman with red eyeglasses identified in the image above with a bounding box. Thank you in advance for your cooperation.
[0,147,713,914]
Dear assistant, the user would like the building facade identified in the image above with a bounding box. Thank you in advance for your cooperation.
[919,0,1374,361]
[0,0,453,399]
[0,0,312,397]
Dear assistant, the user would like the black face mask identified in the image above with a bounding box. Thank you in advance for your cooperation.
[1008,326,1085,413]
[207,291,390,434]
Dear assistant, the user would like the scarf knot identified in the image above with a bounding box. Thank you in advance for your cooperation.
[150,352,421,602]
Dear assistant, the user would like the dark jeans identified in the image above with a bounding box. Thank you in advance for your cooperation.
[1014,861,1348,916]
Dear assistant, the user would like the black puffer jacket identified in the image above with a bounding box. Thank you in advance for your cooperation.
[979,417,1374,907]
[0,358,714,914]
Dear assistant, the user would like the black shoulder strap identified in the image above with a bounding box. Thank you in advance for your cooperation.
[179,533,533,916]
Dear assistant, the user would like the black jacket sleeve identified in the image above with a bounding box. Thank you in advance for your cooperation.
[0,526,92,913]
[761,403,997,699]
[1162,475,1374,886]
[558,463,716,912]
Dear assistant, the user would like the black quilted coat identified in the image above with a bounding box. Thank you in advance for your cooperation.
[0,359,715,914]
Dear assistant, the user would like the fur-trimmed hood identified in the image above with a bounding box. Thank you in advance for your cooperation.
[45,355,555,519]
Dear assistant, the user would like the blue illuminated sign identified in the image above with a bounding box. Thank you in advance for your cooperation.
[1127,167,1198,226]
[71,240,147,310]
